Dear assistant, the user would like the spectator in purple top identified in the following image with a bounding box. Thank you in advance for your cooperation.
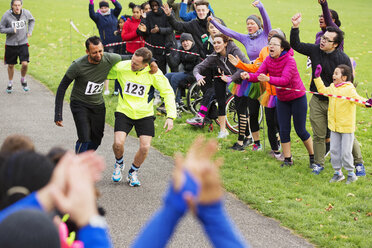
[315,0,343,50]
[208,0,271,61]
[208,0,272,151]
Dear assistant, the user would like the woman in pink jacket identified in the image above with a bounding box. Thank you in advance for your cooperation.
[242,34,314,167]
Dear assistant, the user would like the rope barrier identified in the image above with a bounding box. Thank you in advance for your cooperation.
[104,40,202,57]
[275,86,371,106]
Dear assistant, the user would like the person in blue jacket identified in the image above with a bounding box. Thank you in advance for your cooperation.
[89,0,122,95]
[179,0,214,22]
[132,137,248,248]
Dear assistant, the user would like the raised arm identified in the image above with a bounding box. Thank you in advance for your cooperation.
[111,0,122,17]
[89,2,99,23]
[290,13,317,56]
[209,17,247,45]
[320,0,338,28]
[254,1,271,35]
[179,1,194,21]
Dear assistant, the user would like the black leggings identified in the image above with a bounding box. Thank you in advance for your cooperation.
[265,107,280,151]
[235,96,250,141]
[247,97,260,133]
[214,78,227,116]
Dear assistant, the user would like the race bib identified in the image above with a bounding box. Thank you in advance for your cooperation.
[123,81,146,98]
[85,81,104,95]
[12,20,26,30]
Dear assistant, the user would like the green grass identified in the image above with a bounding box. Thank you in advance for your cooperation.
[1,0,372,247]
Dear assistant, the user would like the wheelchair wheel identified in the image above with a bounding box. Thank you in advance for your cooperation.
[186,82,203,115]
[220,95,264,134]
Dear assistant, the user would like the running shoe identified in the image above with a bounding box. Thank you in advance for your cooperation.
[112,162,124,182]
[252,143,262,151]
[312,164,324,175]
[217,130,229,139]
[113,91,119,96]
[243,137,253,147]
[6,84,12,94]
[329,173,345,183]
[104,90,110,95]
[229,142,245,151]
[280,160,293,167]
[21,81,29,92]
[127,171,141,187]
[346,174,358,184]
[355,163,366,176]
[186,115,203,126]
[269,150,284,161]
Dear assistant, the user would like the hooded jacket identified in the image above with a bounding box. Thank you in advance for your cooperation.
[248,49,305,102]
[137,0,176,54]
[0,8,35,46]
[167,10,214,58]
[121,17,144,54]
[193,41,249,83]
[89,1,122,45]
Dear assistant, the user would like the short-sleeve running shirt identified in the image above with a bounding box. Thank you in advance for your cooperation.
[66,53,121,105]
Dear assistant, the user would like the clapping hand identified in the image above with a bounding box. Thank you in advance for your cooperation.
[138,23,147,32]
[151,25,159,34]
[240,72,249,80]
[257,73,269,82]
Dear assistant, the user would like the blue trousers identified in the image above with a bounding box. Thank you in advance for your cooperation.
[276,95,310,143]
[165,72,192,103]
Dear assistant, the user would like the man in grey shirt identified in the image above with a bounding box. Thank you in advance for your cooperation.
[0,0,35,93]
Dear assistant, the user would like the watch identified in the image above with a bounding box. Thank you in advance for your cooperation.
[88,215,108,228]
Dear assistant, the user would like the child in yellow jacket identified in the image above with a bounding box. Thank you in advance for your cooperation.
[314,64,371,184]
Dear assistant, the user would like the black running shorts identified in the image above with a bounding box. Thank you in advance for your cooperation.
[70,100,106,145]
[114,112,155,137]
[4,44,29,64]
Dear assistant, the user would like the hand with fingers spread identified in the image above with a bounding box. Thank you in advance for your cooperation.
[197,77,206,86]
[138,23,147,32]
[228,54,241,67]
[161,3,172,16]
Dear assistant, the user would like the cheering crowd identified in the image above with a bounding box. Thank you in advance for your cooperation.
[1,0,372,247]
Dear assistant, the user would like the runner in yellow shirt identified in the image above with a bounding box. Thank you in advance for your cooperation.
[108,47,176,186]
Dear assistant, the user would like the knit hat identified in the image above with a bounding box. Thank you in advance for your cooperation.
[99,1,109,8]
[270,28,286,39]
[246,15,262,28]
[180,33,194,44]
[0,209,60,248]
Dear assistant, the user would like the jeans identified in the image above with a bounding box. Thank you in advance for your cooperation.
[165,72,191,103]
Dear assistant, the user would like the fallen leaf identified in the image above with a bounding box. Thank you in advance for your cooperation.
[340,235,348,239]
[296,198,302,202]
[347,193,355,197]
[325,203,334,211]
[354,217,358,221]
[351,212,356,215]
[366,212,372,217]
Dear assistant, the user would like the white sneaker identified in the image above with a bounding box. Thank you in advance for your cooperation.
[112,163,124,182]
[127,171,141,187]
[104,90,110,95]
[217,130,229,139]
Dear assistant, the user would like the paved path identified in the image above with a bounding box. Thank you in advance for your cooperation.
[0,64,314,248]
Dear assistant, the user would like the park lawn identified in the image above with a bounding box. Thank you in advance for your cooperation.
[1,0,371,247]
